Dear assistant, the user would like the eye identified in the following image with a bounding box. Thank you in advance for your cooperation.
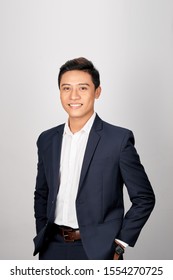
[79,86,88,91]
[62,86,71,92]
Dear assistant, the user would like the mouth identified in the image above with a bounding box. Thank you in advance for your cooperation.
[68,103,83,108]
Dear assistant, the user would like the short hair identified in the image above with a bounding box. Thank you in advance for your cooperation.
[58,57,100,89]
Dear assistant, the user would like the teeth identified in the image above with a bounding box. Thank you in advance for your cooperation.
[69,104,82,107]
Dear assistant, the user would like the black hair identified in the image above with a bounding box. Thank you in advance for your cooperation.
[58,57,100,89]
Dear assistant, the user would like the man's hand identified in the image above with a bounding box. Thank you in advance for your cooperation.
[113,252,120,260]
[113,241,125,260]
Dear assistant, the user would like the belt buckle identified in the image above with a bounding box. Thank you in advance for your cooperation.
[63,229,74,242]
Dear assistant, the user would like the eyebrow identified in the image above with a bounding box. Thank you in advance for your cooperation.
[60,83,90,87]
[60,83,71,87]
[78,83,90,86]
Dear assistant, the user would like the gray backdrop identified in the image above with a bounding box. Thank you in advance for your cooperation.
[0,0,172,260]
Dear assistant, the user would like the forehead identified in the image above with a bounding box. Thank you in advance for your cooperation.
[60,70,93,85]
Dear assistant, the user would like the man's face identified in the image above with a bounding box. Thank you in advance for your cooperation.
[60,70,101,121]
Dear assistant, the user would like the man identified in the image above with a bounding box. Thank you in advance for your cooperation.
[33,57,155,260]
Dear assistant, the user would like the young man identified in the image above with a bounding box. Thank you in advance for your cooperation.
[34,57,155,260]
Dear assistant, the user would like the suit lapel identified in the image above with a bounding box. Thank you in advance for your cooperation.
[77,115,103,195]
[51,124,64,196]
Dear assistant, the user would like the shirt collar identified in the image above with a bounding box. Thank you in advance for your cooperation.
[64,112,96,135]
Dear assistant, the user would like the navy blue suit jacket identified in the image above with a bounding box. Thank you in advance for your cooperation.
[33,114,155,259]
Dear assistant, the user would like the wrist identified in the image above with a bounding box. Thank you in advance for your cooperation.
[114,242,125,256]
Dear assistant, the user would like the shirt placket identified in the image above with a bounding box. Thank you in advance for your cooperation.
[62,133,78,224]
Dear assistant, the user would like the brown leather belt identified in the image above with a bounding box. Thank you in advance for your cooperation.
[53,224,81,242]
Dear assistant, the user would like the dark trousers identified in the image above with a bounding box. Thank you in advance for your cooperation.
[39,224,123,260]
[39,226,88,260]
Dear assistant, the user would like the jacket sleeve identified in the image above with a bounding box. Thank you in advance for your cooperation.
[117,130,155,246]
[34,134,49,234]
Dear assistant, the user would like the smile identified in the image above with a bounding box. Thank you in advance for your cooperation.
[68,104,83,108]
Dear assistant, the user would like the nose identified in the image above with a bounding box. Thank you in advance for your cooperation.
[69,88,80,100]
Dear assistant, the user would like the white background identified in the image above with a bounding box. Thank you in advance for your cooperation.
[0,0,173,259]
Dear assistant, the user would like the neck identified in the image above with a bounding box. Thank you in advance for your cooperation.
[68,113,94,133]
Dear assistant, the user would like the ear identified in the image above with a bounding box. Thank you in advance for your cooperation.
[95,86,101,99]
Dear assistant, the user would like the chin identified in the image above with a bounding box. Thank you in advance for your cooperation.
[67,110,84,118]
[69,113,84,119]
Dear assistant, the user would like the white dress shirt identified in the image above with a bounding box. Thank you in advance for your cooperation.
[54,113,96,228]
